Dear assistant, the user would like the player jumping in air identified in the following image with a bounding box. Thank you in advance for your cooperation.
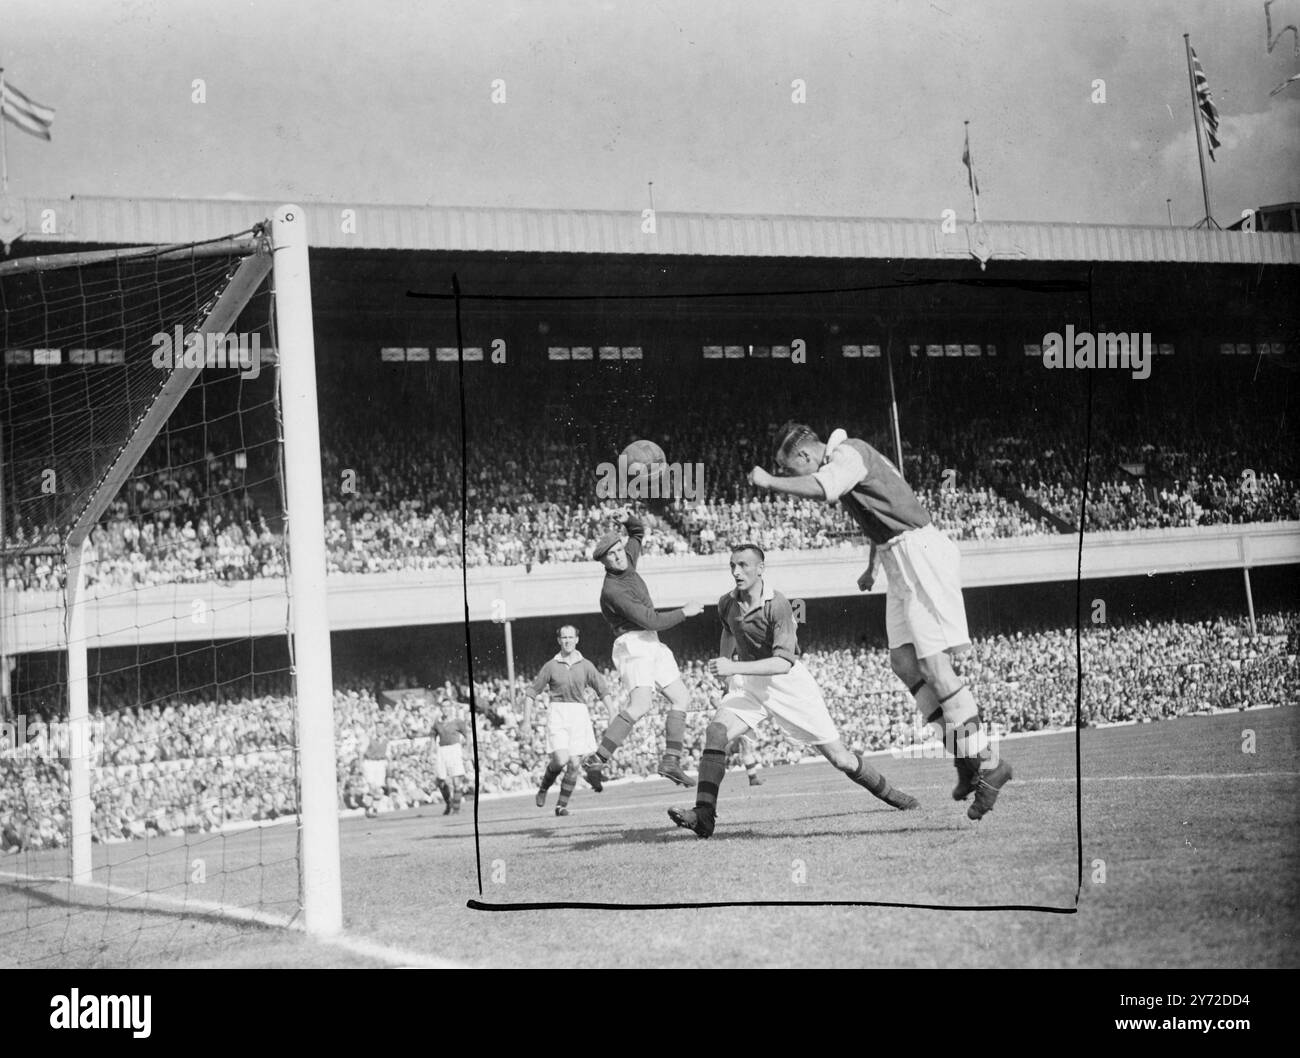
[523,624,614,816]
[581,510,706,789]
[432,704,470,815]
[749,422,1013,820]
[668,543,918,838]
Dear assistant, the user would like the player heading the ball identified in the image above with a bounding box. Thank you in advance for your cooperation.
[668,543,918,839]
[581,508,709,790]
[748,422,1013,821]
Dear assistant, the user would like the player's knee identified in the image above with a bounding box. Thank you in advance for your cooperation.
[826,745,856,771]
[563,759,580,776]
[889,648,919,682]
[917,652,957,692]
[704,722,730,750]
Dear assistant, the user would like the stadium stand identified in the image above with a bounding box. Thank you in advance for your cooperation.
[4,354,1295,590]
[3,611,1295,849]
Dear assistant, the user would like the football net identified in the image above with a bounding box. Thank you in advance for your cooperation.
[0,208,340,966]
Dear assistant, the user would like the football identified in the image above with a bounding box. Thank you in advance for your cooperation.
[620,439,666,470]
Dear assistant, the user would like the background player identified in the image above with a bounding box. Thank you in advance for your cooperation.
[748,422,1013,821]
[727,732,764,786]
[668,543,918,838]
[522,624,613,816]
[432,703,470,815]
[582,509,707,789]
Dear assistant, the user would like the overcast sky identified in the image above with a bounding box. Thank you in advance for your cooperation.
[3,0,1298,226]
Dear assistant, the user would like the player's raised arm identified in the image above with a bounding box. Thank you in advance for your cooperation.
[621,509,645,563]
[753,422,868,503]
[748,464,826,499]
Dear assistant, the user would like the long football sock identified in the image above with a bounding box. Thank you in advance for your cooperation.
[849,752,907,804]
[557,761,580,807]
[938,685,994,771]
[596,710,637,761]
[539,760,563,791]
[663,709,687,759]
[437,779,452,805]
[910,680,945,739]
[695,748,726,814]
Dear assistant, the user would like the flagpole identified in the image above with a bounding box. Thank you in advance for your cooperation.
[0,69,8,194]
[1182,34,1214,229]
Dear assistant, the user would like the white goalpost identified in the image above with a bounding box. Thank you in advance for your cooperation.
[270,205,342,936]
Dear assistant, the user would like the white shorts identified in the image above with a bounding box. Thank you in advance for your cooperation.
[878,523,971,658]
[546,701,597,756]
[612,630,682,692]
[361,759,387,789]
[720,661,839,746]
[438,744,465,779]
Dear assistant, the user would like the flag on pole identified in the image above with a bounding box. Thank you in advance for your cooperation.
[961,125,980,198]
[961,122,977,223]
[1188,47,1220,160]
[0,75,55,141]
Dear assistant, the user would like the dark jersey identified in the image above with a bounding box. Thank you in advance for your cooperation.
[433,718,469,747]
[717,582,799,665]
[813,431,930,545]
[599,516,685,636]
[530,652,609,703]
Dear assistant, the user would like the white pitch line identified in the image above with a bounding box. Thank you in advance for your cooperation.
[469,770,1300,826]
[0,869,466,969]
[1025,771,1299,783]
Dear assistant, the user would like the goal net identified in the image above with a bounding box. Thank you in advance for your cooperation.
[0,208,340,966]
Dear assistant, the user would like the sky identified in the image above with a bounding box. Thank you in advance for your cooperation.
[2,0,1297,226]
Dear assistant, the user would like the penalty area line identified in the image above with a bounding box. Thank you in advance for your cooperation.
[0,869,466,969]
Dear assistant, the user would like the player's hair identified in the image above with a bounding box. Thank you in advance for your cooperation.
[555,624,578,639]
[773,420,819,463]
[730,542,765,563]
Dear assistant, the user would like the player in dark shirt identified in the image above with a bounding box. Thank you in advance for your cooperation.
[432,706,470,815]
[581,510,708,790]
[747,422,1013,821]
[668,544,917,838]
[523,625,613,815]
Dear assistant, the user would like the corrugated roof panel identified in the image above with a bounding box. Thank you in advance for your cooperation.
[12,195,1300,265]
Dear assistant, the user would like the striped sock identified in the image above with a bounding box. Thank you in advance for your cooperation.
[597,710,636,761]
[695,748,727,814]
[539,760,563,791]
[850,752,894,800]
[663,709,686,759]
[557,762,580,807]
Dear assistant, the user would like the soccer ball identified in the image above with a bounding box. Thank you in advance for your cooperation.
[620,439,666,472]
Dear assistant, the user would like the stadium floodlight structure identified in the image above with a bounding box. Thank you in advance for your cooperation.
[0,207,342,948]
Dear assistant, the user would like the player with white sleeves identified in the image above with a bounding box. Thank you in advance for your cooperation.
[748,422,1013,821]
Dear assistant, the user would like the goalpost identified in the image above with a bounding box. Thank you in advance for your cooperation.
[0,206,341,951]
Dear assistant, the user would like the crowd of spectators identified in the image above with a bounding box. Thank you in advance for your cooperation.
[3,610,1294,851]
[4,359,1295,590]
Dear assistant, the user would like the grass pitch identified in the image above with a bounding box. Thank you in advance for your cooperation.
[2,707,1296,968]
